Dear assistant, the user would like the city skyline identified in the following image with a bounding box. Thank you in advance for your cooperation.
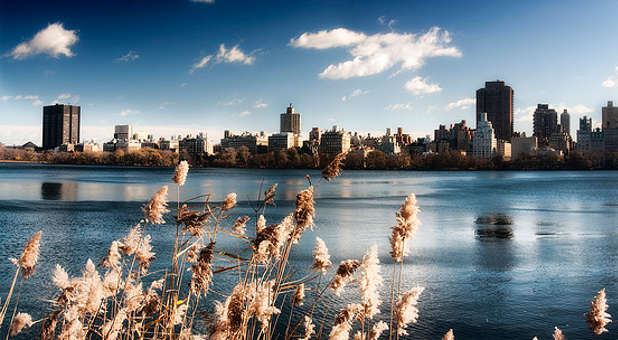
[2,0,618,145]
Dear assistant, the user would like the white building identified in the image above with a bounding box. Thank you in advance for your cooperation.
[473,112,497,160]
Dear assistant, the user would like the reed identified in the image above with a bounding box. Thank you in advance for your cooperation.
[0,152,613,339]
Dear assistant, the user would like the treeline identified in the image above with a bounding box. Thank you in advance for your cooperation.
[2,145,618,170]
[0,147,179,167]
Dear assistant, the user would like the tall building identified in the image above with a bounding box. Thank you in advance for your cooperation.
[533,104,558,145]
[309,127,321,142]
[472,113,497,159]
[560,109,571,137]
[42,104,81,150]
[602,101,618,152]
[476,81,514,141]
[319,127,351,155]
[280,103,301,134]
[576,116,593,152]
[602,101,618,129]
[114,125,133,141]
[512,134,537,160]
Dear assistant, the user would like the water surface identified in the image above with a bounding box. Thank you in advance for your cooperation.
[1,164,617,339]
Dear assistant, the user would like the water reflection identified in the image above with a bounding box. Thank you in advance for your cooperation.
[475,213,514,240]
[40,182,78,201]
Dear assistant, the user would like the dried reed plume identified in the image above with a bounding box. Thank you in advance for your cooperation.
[359,245,383,320]
[173,160,189,186]
[292,186,315,243]
[585,288,611,335]
[52,264,70,290]
[389,194,420,262]
[264,183,278,206]
[310,237,332,275]
[10,312,32,336]
[190,241,215,296]
[136,234,155,274]
[100,240,122,269]
[227,284,246,331]
[301,316,315,340]
[330,260,361,295]
[329,303,362,340]
[553,326,565,340]
[19,230,42,279]
[394,286,425,336]
[322,151,348,182]
[293,283,305,306]
[232,216,249,235]
[143,186,170,224]
[368,321,388,340]
[254,215,294,263]
[442,328,455,340]
[247,280,281,331]
[222,192,237,211]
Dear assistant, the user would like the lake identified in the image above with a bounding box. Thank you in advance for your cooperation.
[1,164,617,339]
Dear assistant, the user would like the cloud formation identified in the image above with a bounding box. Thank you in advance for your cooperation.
[8,23,78,60]
[341,89,368,102]
[52,93,79,105]
[445,97,475,111]
[119,109,139,117]
[254,99,268,109]
[239,110,251,117]
[116,50,140,62]
[1,95,42,106]
[290,27,461,79]
[384,103,412,111]
[602,66,618,88]
[190,44,255,73]
[404,76,441,95]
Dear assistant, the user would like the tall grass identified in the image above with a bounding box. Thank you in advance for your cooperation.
[0,155,613,339]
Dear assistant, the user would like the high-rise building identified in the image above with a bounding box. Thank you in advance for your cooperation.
[603,101,618,152]
[476,81,514,141]
[602,101,618,129]
[560,109,571,137]
[472,113,497,159]
[309,127,321,142]
[533,104,558,145]
[319,127,351,155]
[114,125,133,141]
[42,104,81,150]
[280,104,301,134]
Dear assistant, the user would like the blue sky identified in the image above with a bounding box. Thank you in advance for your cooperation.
[1,0,618,145]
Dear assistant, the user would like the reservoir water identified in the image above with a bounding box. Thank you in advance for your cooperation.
[1,164,617,339]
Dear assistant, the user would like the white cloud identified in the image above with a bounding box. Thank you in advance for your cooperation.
[514,106,537,123]
[159,101,174,110]
[341,88,368,102]
[116,50,139,62]
[515,104,593,123]
[1,94,43,106]
[8,23,78,60]
[254,99,268,109]
[119,109,139,117]
[384,103,412,111]
[404,76,441,95]
[445,97,475,111]
[602,66,618,88]
[215,44,255,64]
[220,98,243,106]
[290,26,461,79]
[52,93,79,105]
[239,110,251,117]
[190,44,255,73]
[190,55,212,73]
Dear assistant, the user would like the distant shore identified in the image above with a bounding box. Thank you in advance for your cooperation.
[2,147,618,170]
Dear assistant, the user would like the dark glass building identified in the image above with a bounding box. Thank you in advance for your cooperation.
[476,81,514,141]
[42,104,81,150]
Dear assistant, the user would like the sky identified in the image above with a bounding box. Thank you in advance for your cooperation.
[1,0,618,145]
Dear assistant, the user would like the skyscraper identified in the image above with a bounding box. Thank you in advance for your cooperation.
[280,103,301,134]
[560,109,571,137]
[476,81,514,141]
[533,104,558,145]
[472,112,497,159]
[602,101,618,129]
[42,104,81,150]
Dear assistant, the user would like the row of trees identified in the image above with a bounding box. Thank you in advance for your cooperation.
[2,145,618,170]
